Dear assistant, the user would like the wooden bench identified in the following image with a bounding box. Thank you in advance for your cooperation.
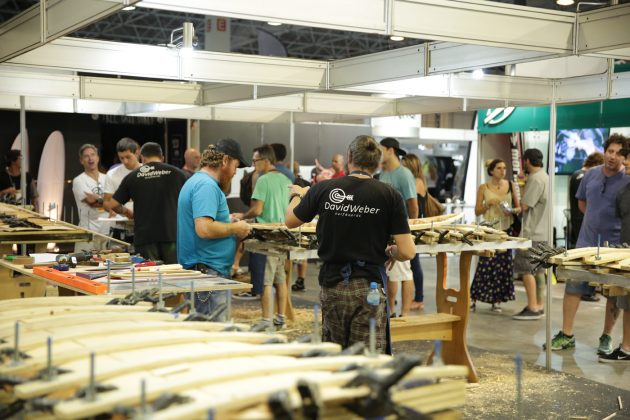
[390,313,461,342]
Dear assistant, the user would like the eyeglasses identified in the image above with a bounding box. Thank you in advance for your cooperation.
[601,177,608,194]
[252,158,264,163]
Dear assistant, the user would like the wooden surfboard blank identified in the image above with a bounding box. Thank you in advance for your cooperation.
[548,247,621,264]
[0,304,159,322]
[582,251,630,266]
[1,330,281,377]
[0,296,118,312]
[17,341,341,400]
[0,319,253,352]
[151,364,468,420]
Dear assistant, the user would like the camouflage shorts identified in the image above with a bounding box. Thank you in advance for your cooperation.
[319,278,387,353]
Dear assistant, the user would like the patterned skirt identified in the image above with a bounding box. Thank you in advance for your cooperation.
[470,250,515,304]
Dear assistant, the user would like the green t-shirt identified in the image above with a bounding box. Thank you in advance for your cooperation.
[251,171,292,223]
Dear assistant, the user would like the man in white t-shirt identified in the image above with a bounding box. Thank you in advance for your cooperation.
[72,144,108,251]
[103,137,141,240]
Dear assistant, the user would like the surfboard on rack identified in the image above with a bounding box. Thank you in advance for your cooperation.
[14,341,341,400]
[51,354,389,419]
[0,329,280,377]
[36,130,65,219]
[0,296,126,312]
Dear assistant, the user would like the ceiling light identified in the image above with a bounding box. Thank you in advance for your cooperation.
[390,35,405,42]
[267,22,282,26]
[472,69,484,79]
[556,0,574,5]
[122,6,136,11]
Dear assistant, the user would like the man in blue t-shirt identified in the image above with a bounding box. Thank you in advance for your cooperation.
[379,137,419,317]
[550,134,630,354]
[177,139,252,317]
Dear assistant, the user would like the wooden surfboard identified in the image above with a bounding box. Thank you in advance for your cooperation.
[0,296,127,311]
[16,341,341,400]
[52,354,387,419]
[36,130,65,220]
[1,330,281,377]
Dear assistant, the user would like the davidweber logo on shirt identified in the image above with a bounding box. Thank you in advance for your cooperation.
[325,188,380,217]
[137,165,172,178]
[329,188,353,203]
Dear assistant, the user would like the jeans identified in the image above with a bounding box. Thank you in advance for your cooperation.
[188,266,228,321]
[410,253,423,302]
[248,252,267,295]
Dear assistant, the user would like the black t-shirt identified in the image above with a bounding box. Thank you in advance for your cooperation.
[113,162,187,246]
[569,169,585,223]
[294,176,410,286]
[0,170,33,204]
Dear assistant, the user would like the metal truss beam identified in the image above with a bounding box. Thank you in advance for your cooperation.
[7,37,327,89]
[577,3,630,57]
[0,0,140,62]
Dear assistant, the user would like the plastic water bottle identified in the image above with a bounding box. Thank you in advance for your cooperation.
[367,282,380,306]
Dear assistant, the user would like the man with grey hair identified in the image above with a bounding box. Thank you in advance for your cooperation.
[286,135,415,352]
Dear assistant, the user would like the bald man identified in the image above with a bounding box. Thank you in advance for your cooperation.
[331,154,346,178]
[182,148,201,178]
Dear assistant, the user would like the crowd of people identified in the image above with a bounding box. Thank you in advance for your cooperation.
[2,131,629,362]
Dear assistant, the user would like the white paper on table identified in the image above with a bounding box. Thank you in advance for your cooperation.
[30,253,59,263]
[98,214,130,222]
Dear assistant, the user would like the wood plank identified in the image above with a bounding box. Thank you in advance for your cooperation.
[390,313,461,342]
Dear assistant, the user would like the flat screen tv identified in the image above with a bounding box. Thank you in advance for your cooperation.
[555,128,609,174]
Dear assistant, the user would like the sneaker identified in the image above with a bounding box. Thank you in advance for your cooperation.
[598,346,630,363]
[512,307,543,320]
[273,315,286,330]
[491,304,502,313]
[250,319,272,332]
[581,294,600,302]
[233,292,258,300]
[597,334,613,355]
[291,278,306,292]
[544,330,576,351]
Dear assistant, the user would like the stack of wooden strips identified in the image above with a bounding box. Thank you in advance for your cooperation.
[0,296,468,419]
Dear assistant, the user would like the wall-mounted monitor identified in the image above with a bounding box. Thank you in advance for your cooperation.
[555,128,609,174]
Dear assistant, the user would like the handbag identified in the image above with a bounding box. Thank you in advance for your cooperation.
[425,192,445,217]
[508,181,522,236]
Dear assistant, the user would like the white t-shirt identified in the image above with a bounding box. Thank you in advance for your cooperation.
[105,164,135,212]
[72,172,108,234]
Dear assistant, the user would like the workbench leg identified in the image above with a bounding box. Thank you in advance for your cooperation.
[435,251,478,383]
[284,258,295,321]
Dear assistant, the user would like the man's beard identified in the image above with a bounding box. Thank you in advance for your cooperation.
[218,171,233,194]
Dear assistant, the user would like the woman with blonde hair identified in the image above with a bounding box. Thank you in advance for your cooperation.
[402,153,427,311]
[471,158,521,312]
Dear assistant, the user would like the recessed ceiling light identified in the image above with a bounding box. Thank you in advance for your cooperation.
[267,22,282,26]
[472,69,485,79]
[122,5,136,11]
[390,35,405,42]
[556,0,574,5]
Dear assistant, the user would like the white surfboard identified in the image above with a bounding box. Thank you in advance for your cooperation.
[36,131,65,220]
[11,130,29,173]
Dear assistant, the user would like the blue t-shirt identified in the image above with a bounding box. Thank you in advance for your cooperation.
[177,171,236,277]
[576,165,630,247]
[275,164,295,182]
[379,165,416,216]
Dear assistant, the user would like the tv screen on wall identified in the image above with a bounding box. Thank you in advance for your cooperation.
[555,128,609,174]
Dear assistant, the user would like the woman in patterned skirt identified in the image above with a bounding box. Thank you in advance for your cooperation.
[471,159,521,312]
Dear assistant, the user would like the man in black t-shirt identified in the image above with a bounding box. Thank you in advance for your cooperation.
[109,142,187,263]
[286,135,415,353]
[0,149,36,206]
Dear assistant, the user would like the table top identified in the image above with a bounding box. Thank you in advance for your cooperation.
[244,239,532,260]
[556,266,630,290]
[0,259,251,296]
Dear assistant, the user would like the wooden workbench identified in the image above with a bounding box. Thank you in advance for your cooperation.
[245,238,531,383]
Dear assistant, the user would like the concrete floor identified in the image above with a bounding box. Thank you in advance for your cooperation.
[288,255,629,391]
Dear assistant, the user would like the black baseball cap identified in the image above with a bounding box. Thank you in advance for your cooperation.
[380,137,407,157]
[216,138,249,168]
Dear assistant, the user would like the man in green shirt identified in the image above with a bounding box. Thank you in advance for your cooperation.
[236,144,292,329]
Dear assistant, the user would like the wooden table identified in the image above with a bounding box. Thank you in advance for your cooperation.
[245,238,532,383]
